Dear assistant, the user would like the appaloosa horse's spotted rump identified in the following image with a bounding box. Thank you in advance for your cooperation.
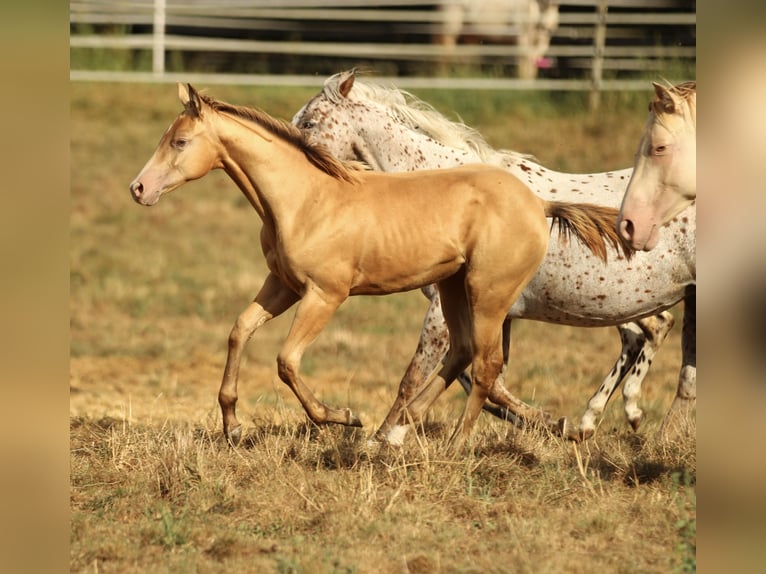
[293,70,696,442]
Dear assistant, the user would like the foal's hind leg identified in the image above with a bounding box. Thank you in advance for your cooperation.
[576,312,674,440]
[385,273,473,445]
[449,312,505,450]
[457,318,555,430]
[457,318,523,425]
[220,272,299,445]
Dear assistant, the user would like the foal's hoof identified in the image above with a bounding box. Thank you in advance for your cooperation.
[345,409,363,428]
[628,413,643,431]
[226,425,243,446]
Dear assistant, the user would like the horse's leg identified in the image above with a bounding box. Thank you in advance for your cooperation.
[384,273,473,445]
[220,272,299,445]
[457,318,524,424]
[373,288,450,443]
[458,316,554,430]
[660,286,696,438]
[450,284,512,449]
[449,257,545,449]
[620,312,675,429]
[576,313,675,440]
[276,287,363,427]
[576,323,644,440]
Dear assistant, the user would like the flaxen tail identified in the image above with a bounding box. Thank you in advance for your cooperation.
[544,201,634,262]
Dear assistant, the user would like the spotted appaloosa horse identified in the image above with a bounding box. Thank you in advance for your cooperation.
[293,70,696,443]
[618,81,697,434]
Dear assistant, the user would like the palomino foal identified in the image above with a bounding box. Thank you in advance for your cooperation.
[128,84,622,448]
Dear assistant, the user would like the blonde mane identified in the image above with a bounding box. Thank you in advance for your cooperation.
[651,80,697,127]
[201,94,361,183]
[324,73,532,164]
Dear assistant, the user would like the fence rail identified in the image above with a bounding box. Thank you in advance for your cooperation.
[70,0,696,91]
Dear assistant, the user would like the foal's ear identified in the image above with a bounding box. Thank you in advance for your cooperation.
[177,82,189,104]
[652,82,676,114]
[178,83,204,117]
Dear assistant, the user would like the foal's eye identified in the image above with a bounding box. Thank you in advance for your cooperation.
[172,138,188,150]
[653,145,667,155]
[301,120,316,130]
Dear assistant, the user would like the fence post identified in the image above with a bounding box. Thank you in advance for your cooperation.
[589,0,608,110]
[153,0,166,78]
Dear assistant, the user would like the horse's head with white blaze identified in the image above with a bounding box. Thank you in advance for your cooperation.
[617,81,696,251]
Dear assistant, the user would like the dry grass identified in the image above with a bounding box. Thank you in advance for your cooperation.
[70,82,695,573]
[70,413,694,573]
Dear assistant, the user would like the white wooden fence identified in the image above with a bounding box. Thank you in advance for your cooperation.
[70,0,696,91]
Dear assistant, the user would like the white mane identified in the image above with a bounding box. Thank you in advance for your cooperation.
[323,73,533,165]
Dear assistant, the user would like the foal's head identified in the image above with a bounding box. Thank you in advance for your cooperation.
[129,84,220,206]
[130,84,358,206]
[618,81,697,251]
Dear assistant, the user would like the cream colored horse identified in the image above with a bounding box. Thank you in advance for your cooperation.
[618,81,696,251]
[129,84,624,448]
[618,81,696,435]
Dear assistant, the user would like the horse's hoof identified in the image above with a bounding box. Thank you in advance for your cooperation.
[557,417,579,442]
[227,425,242,446]
[628,413,643,431]
[346,409,363,427]
[578,427,595,442]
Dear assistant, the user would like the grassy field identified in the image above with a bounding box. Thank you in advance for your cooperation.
[70,81,695,573]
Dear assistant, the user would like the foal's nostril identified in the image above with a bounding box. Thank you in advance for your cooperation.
[130,181,143,198]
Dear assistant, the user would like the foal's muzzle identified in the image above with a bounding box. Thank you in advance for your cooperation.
[129,181,144,202]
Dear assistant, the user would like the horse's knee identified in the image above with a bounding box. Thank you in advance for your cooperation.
[228,323,245,350]
[642,311,676,348]
[472,353,504,393]
[229,316,255,350]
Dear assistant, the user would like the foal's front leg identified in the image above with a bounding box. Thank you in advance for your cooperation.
[276,286,363,427]
[220,273,300,445]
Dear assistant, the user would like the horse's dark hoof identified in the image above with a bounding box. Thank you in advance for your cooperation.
[578,427,595,442]
[346,409,363,427]
[226,425,242,446]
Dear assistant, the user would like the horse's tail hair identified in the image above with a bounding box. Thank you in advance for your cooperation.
[544,201,634,263]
